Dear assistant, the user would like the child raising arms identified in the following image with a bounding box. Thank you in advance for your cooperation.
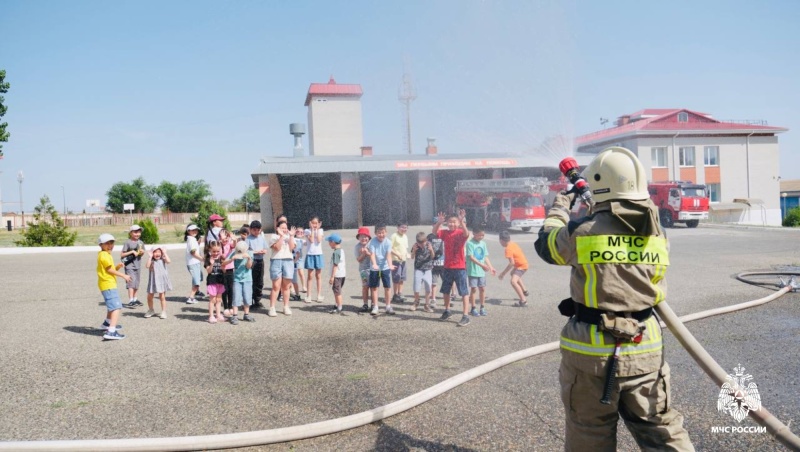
[144,246,173,319]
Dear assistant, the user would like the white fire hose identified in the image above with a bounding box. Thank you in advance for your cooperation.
[2,273,798,451]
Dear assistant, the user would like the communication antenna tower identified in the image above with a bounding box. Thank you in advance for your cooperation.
[398,62,417,155]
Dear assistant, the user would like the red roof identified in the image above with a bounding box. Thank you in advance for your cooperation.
[577,109,787,147]
[304,76,363,106]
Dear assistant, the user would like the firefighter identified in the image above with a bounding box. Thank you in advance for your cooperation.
[534,147,694,451]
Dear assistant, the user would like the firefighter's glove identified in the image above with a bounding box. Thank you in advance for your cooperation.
[558,298,576,317]
[599,312,646,341]
[554,191,575,211]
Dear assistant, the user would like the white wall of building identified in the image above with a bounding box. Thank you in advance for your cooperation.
[307,97,363,156]
[623,135,781,226]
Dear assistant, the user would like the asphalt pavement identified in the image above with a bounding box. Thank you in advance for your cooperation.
[0,224,798,451]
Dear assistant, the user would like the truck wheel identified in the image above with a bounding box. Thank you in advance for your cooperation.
[521,227,531,232]
[686,220,699,228]
[660,209,674,228]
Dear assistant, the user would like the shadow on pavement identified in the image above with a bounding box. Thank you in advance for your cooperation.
[374,421,479,452]
[63,326,105,337]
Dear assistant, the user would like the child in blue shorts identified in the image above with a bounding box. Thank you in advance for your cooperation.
[96,233,132,340]
[368,224,395,316]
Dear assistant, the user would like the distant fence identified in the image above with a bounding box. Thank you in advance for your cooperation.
[1,212,262,230]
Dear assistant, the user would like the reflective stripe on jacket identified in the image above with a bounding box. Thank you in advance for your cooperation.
[535,195,668,376]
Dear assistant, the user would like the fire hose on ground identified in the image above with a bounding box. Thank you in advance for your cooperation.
[2,272,799,452]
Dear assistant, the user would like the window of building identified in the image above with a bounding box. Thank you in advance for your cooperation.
[679,146,695,166]
[707,183,720,202]
[678,112,689,122]
[704,146,719,166]
[651,147,667,167]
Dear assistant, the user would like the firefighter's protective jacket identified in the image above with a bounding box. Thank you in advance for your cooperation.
[535,193,667,376]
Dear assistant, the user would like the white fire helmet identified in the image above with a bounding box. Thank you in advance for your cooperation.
[581,146,649,203]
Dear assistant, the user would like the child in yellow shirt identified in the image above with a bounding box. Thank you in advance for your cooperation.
[97,233,132,340]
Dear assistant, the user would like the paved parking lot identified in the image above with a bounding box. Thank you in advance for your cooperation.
[1,225,798,451]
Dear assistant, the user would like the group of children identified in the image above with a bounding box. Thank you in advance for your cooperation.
[350,214,530,327]
[96,212,532,339]
[95,225,176,340]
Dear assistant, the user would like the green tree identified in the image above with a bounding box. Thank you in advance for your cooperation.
[190,200,231,236]
[231,185,260,212]
[14,195,77,247]
[106,177,158,213]
[0,69,10,156]
[156,180,212,213]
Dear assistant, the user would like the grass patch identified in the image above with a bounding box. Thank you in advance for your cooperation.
[0,225,182,248]
[50,401,67,409]
[346,373,369,381]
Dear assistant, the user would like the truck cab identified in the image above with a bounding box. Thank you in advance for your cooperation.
[649,181,709,228]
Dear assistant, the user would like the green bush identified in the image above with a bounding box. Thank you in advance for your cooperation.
[134,218,160,244]
[14,195,78,247]
[783,207,800,227]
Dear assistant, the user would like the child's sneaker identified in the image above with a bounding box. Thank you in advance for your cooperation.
[370,304,379,316]
[284,306,292,316]
[243,314,256,322]
[410,302,418,312]
[514,300,529,307]
[392,294,403,304]
[186,298,197,304]
[385,305,395,315]
[523,290,529,297]
[329,306,342,314]
[315,294,324,303]
[103,330,126,340]
[144,309,155,318]
[360,304,370,313]
[479,306,488,316]
[268,307,277,317]
[304,294,312,304]
[457,315,471,327]
[196,291,205,298]
[223,309,231,318]
[100,321,122,330]
[423,305,434,313]
[216,314,225,322]
[440,309,452,321]
[469,307,479,317]
[230,315,239,325]
[208,315,217,324]
[159,311,167,320]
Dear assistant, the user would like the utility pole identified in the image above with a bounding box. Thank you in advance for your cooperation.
[61,185,66,218]
[17,170,23,230]
[398,59,417,155]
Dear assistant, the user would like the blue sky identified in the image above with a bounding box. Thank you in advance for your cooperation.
[1,0,798,213]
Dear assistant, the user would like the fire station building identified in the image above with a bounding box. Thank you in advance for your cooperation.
[575,109,788,226]
[251,78,560,231]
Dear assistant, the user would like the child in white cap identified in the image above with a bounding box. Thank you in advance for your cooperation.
[96,233,131,340]
[121,224,145,308]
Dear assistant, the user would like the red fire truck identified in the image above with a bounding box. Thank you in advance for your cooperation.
[648,181,709,228]
[455,177,548,232]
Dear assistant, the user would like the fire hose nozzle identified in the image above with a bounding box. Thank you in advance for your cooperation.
[558,157,592,203]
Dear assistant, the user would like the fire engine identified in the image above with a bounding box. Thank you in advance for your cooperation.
[455,177,548,232]
[648,181,709,228]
